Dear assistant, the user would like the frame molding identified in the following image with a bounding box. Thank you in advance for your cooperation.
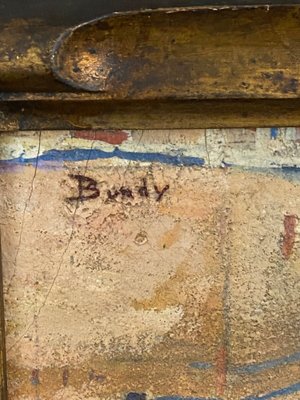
[1,5,300,129]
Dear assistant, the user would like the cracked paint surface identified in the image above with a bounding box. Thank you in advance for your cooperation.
[0,129,300,399]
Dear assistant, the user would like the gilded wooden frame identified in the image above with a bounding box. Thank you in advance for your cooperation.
[1,4,300,398]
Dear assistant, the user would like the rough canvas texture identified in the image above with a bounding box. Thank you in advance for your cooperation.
[0,129,300,400]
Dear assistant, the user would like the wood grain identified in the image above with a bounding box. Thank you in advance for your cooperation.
[1,6,300,100]
[51,6,300,98]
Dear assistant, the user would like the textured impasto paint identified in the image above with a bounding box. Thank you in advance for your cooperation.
[0,129,300,399]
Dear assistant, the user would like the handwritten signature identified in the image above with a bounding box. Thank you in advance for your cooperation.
[67,175,170,203]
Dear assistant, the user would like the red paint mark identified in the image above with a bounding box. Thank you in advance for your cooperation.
[73,130,129,145]
[216,347,227,396]
[31,369,40,385]
[282,214,298,259]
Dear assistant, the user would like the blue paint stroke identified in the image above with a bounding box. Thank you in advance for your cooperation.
[232,351,300,374]
[1,148,205,167]
[280,165,300,173]
[154,383,300,400]
[249,165,300,183]
[230,165,300,174]
[156,397,221,400]
[191,350,300,375]
[242,381,300,400]
[126,393,146,400]
[218,164,300,183]
[271,128,279,140]
[189,362,213,370]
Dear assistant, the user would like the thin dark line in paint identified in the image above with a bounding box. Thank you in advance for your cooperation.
[155,397,221,400]
[129,381,300,400]
[217,203,231,396]
[6,141,96,354]
[232,350,300,374]
[5,131,42,294]
[189,362,213,370]
[242,381,300,400]
[190,349,300,374]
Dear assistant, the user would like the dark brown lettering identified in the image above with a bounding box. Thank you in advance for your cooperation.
[154,184,170,202]
[68,174,100,202]
[138,178,149,198]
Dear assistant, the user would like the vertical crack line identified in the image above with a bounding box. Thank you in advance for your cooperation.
[33,243,40,399]
[122,130,144,184]
[0,230,8,400]
[33,312,39,400]
[119,130,145,220]
[222,206,232,366]
[7,138,95,354]
[204,129,211,167]
[6,131,42,295]
[216,182,231,397]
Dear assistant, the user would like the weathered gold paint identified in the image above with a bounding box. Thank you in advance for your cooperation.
[0,6,300,102]
[52,6,300,98]
[5,99,300,131]
[2,7,300,131]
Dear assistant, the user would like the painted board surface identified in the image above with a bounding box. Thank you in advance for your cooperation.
[0,128,300,399]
